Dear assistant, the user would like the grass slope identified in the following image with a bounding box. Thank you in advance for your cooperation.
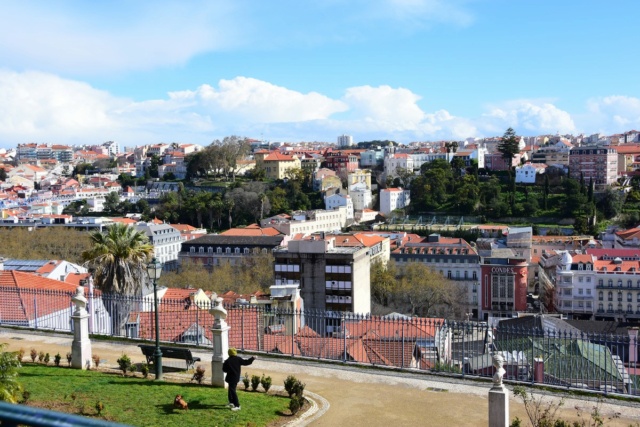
[18,364,290,427]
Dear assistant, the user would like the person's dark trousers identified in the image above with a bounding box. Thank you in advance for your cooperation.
[228,382,240,407]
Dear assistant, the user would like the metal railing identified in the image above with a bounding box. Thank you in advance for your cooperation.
[0,401,128,427]
[1,287,638,397]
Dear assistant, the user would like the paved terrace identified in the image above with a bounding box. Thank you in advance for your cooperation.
[2,328,640,427]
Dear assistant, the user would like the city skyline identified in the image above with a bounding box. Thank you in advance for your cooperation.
[1,0,640,149]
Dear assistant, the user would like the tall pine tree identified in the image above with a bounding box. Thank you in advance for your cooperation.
[497,127,520,169]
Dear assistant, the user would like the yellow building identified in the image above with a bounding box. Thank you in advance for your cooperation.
[263,152,301,180]
[347,169,372,190]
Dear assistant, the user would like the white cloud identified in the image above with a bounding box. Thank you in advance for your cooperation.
[481,100,576,135]
[2,71,640,148]
[0,1,242,74]
[582,96,640,133]
[171,77,348,123]
[343,85,425,129]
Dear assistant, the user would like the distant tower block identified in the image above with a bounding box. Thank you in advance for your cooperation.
[338,134,353,147]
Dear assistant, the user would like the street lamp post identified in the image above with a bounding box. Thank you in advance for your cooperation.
[147,257,163,380]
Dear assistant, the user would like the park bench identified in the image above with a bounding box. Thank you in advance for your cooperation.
[138,344,201,370]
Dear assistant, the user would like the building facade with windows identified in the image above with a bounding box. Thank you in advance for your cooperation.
[480,257,528,320]
[179,234,285,267]
[391,234,481,318]
[136,222,183,270]
[273,236,371,315]
[380,187,410,215]
[569,146,618,186]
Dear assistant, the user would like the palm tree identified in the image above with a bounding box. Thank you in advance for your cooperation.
[83,223,154,294]
[82,223,154,334]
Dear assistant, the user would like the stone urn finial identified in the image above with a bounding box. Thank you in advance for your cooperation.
[209,294,227,329]
[492,353,506,387]
[72,286,88,315]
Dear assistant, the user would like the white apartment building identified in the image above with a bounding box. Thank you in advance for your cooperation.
[261,208,348,236]
[136,222,182,270]
[516,162,547,184]
[380,187,410,215]
[554,248,640,321]
[349,182,372,211]
[324,193,354,220]
[337,134,354,147]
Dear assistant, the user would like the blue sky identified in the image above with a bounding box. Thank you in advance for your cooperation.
[1,0,640,149]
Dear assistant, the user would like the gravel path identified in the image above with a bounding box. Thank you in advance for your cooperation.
[2,328,640,427]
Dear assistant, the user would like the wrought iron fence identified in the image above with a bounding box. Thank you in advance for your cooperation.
[0,400,128,427]
[1,287,638,396]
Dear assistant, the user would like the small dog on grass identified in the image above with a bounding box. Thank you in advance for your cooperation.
[174,394,188,410]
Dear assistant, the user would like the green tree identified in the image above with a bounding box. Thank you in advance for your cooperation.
[597,187,624,219]
[82,223,154,333]
[0,343,23,403]
[370,259,397,307]
[103,191,121,214]
[497,127,520,169]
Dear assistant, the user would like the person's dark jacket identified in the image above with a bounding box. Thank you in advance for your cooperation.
[222,355,255,384]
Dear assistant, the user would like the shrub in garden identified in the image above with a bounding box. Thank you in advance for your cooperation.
[54,353,61,367]
[30,349,37,363]
[95,401,104,416]
[17,348,25,362]
[260,374,272,392]
[251,374,260,391]
[43,353,50,365]
[191,365,206,384]
[140,363,149,379]
[242,374,250,390]
[291,379,305,398]
[289,396,304,415]
[284,375,297,397]
[128,364,137,376]
[117,354,131,376]
[92,354,100,369]
[66,352,72,366]
[38,351,45,363]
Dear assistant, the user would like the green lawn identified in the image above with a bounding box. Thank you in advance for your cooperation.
[17,364,291,427]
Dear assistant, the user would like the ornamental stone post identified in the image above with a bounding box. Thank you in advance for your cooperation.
[488,353,509,427]
[71,286,92,370]
[209,294,230,388]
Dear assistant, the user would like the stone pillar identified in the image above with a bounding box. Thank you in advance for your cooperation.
[71,286,92,370]
[209,294,230,388]
[488,353,509,427]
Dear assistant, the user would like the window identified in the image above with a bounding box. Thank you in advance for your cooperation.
[628,292,633,302]
[190,247,195,253]
[598,291,603,301]
[629,280,633,288]
[608,303,613,311]
[598,303,604,311]
[608,280,613,287]
[208,247,213,254]
[618,291,623,301]
[608,291,613,301]
[586,301,592,308]
[599,279,603,286]
[244,248,249,254]
[586,277,591,283]
[199,247,204,254]
[473,272,477,280]
[628,304,633,312]
[225,247,231,254]
[578,276,584,283]
[234,248,240,254]
[578,288,583,295]
[217,247,222,254]
[586,289,591,295]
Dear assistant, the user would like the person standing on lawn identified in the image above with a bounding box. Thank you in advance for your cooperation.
[222,348,256,411]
